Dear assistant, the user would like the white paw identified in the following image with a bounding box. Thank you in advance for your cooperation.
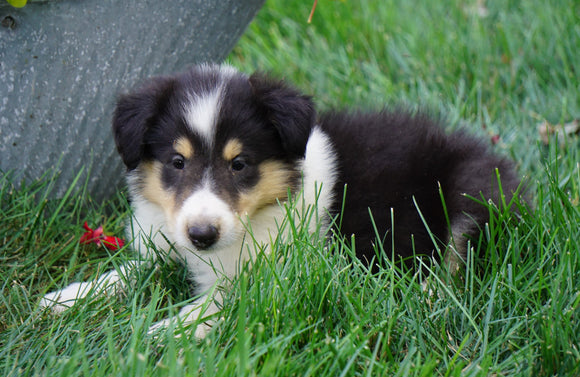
[39,268,127,313]
[147,300,217,339]
[39,282,92,312]
[192,322,212,339]
[147,317,173,335]
[148,317,213,339]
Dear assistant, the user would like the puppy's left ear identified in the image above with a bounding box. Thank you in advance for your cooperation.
[250,73,316,158]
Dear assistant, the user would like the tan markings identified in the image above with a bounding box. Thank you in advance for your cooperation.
[238,161,294,217]
[139,161,177,218]
[174,137,194,159]
[223,139,243,161]
[444,218,473,273]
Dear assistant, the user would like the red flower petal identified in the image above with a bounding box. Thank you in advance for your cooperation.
[82,221,92,232]
[79,222,125,250]
[101,235,125,251]
[80,222,98,245]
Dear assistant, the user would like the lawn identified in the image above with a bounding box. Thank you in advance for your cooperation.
[2,0,580,375]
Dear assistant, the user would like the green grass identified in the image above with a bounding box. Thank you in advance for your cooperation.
[2,0,580,375]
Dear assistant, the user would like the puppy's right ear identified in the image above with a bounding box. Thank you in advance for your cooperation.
[112,77,173,170]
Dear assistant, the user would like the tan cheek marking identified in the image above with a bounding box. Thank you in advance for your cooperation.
[238,161,293,217]
[223,139,243,161]
[140,161,177,218]
[174,137,194,159]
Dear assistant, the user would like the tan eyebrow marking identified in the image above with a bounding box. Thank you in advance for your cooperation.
[223,139,243,161]
[174,137,194,159]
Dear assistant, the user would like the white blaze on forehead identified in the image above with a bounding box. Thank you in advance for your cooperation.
[184,89,222,146]
[210,64,239,79]
[182,64,243,146]
[197,63,239,79]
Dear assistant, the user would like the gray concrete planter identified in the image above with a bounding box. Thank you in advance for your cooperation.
[1,0,264,199]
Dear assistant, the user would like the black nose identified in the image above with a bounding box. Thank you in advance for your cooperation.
[187,224,219,249]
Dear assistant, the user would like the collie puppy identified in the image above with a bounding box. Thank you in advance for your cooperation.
[41,64,522,337]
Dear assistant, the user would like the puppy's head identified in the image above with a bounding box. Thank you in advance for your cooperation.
[112,65,316,251]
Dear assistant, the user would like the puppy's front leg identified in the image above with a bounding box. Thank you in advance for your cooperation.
[40,261,143,312]
[148,290,221,339]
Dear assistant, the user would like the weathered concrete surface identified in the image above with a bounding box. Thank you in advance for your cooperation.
[0,0,264,199]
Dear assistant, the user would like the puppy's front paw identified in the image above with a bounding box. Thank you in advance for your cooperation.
[147,301,216,339]
[147,317,172,335]
[148,317,213,339]
[39,282,92,313]
[39,269,127,313]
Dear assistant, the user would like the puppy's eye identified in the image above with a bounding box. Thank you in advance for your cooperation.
[172,155,185,170]
[231,156,246,172]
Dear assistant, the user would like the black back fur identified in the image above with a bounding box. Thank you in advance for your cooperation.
[319,110,521,267]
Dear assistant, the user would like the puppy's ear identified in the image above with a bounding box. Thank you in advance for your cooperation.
[112,77,173,170]
[249,73,316,158]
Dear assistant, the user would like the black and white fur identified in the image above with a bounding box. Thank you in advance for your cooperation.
[41,64,522,337]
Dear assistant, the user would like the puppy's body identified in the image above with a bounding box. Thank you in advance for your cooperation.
[41,65,522,336]
[318,110,518,267]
